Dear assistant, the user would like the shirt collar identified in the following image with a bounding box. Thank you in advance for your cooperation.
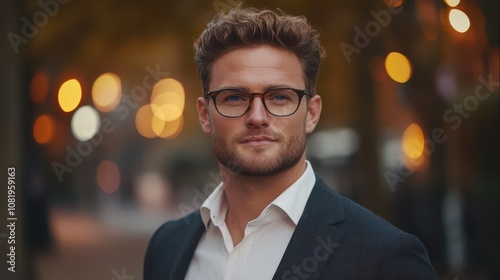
[200,160,316,229]
[200,182,226,229]
[268,160,316,225]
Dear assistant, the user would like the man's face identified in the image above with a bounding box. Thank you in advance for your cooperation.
[197,45,321,176]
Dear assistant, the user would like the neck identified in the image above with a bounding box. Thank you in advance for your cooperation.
[221,156,307,245]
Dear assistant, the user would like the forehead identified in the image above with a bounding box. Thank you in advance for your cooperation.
[209,45,305,90]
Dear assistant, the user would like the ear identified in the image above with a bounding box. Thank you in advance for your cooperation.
[305,95,322,134]
[197,97,212,134]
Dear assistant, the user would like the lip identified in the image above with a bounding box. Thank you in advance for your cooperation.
[240,135,276,146]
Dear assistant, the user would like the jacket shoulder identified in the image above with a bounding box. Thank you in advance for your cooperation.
[315,178,406,239]
[148,210,202,248]
[315,181,437,278]
[143,210,203,280]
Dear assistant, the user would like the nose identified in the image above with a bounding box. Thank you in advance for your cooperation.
[245,96,269,128]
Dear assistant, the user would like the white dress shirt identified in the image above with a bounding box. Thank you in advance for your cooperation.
[185,161,316,280]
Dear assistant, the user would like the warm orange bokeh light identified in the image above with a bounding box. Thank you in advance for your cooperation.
[151,91,184,121]
[58,79,82,112]
[30,71,49,103]
[449,9,470,33]
[135,105,156,139]
[402,123,425,160]
[385,52,412,83]
[96,160,121,194]
[33,114,55,144]
[92,72,122,112]
[151,78,185,121]
[151,78,185,100]
[151,115,183,139]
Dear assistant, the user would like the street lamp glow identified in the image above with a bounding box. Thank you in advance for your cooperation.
[449,9,470,33]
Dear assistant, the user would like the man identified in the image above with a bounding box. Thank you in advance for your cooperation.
[144,7,438,280]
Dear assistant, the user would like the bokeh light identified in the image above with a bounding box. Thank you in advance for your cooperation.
[449,9,470,33]
[385,52,412,83]
[91,72,122,112]
[135,105,156,139]
[96,160,121,194]
[30,71,49,103]
[151,115,184,139]
[58,79,82,112]
[444,0,460,8]
[71,105,101,141]
[33,114,55,144]
[151,92,184,121]
[402,123,425,160]
[150,78,185,121]
[136,171,172,212]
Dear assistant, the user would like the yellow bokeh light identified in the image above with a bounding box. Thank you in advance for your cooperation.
[135,105,156,139]
[151,115,183,139]
[92,72,122,112]
[30,71,49,103]
[444,0,460,8]
[385,52,412,83]
[402,123,425,160]
[33,114,55,144]
[151,78,185,122]
[449,9,470,33]
[160,116,183,140]
[151,91,184,121]
[151,78,185,100]
[58,79,82,112]
[96,160,121,194]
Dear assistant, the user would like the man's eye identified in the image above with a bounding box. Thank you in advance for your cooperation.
[227,95,242,101]
[272,95,289,101]
[267,92,292,102]
[221,92,248,103]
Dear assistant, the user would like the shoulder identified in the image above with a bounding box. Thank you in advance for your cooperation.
[314,176,408,240]
[148,210,202,248]
[337,193,426,254]
[313,177,437,278]
[144,210,203,279]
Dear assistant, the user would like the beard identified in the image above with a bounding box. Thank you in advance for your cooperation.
[211,125,306,176]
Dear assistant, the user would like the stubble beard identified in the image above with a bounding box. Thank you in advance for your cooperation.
[211,125,306,176]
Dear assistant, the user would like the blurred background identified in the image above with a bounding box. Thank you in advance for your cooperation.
[0,0,498,279]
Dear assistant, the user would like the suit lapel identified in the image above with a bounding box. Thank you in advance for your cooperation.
[273,176,345,280]
[168,211,206,280]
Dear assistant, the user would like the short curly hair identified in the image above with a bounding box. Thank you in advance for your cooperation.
[194,6,325,94]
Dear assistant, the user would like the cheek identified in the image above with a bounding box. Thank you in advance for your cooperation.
[211,118,238,137]
[276,120,305,140]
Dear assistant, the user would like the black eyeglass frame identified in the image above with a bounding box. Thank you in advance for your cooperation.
[205,87,312,118]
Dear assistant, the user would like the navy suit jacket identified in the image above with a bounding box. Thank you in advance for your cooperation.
[144,175,438,279]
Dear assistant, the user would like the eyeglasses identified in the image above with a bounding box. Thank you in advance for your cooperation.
[205,87,311,118]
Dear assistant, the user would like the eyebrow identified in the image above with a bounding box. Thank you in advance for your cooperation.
[209,84,297,92]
